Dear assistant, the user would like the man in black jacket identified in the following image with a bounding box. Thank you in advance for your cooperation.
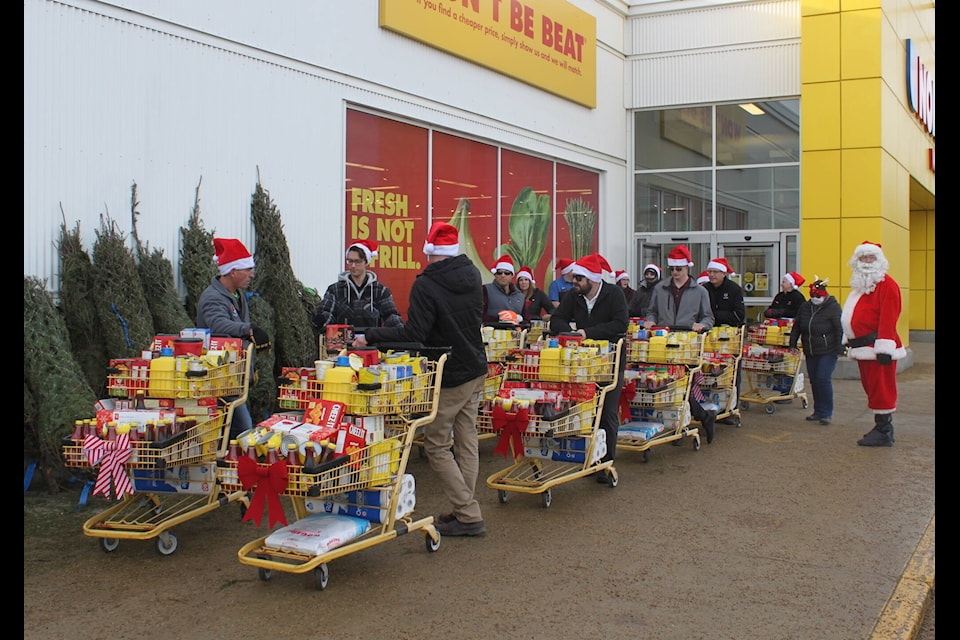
[550,254,628,483]
[703,257,746,422]
[354,223,488,537]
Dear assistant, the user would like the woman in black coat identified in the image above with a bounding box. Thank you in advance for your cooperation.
[789,278,843,424]
[765,272,807,319]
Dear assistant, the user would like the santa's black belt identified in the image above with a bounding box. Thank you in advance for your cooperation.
[846,332,878,348]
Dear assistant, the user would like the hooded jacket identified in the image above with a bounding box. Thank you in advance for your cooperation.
[364,254,487,388]
[644,277,715,330]
[312,270,403,330]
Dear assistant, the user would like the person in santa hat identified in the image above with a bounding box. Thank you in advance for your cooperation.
[548,258,576,309]
[196,238,270,438]
[312,239,403,332]
[789,277,843,425]
[765,272,807,319]
[515,267,553,324]
[696,271,710,286]
[354,222,488,536]
[628,263,662,318]
[643,245,720,442]
[842,241,907,447]
[550,253,628,483]
[703,257,746,327]
[482,254,524,323]
[615,270,635,305]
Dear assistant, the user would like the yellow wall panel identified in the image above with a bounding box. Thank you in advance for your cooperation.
[908,210,926,251]
[802,14,840,83]
[841,9,882,79]
[841,148,881,217]
[802,83,841,150]
[908,290,926,332]
[802,0,840,16]
[925,292,935,331]
[841,78,881,147]
[800,218,842,284]
[882,153,910,228]
[909,248,926,290]
[801,150,841,217]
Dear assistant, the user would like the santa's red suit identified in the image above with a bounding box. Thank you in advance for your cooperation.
[841,266,905,414]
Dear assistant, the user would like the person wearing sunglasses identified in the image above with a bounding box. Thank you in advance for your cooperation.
[643,245,718,443]
[312,239,403,333]
[482,255,524,323]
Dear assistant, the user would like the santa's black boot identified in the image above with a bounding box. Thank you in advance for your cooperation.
[858,413,894,447]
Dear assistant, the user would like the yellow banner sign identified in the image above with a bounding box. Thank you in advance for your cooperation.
[380,0,596,108]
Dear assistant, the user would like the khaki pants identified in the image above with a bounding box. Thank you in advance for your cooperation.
[423,375,486,523]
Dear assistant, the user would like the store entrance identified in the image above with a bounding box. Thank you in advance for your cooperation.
[719,232,797,323]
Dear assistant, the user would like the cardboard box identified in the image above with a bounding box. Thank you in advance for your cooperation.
[325,325,354,353]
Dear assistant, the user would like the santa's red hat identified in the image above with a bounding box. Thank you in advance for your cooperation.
[569,254,612,283]
[697,271,710,285]
[490,255,515,275]
[615,270,630,283]
[852,241,886,261]
[516,267,535,284]
[346,239,378,263]
[422,222,460,257]
[557,258,575,274]
[643,263,662,279]
[783,272,805,288]
[667,245,694,268]
[213,238,255,275]
[706,257,735,275]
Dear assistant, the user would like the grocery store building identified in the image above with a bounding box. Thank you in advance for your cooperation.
[24,0,934,338]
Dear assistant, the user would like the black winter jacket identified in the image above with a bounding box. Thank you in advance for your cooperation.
[705,277,746,326]
[789,295,843,357]
[549,281,629,341]
[765,289,806,319]
[364,255,487,388]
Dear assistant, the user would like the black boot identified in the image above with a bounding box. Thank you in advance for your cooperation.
[858,413,894,447]
[701,410,717,444]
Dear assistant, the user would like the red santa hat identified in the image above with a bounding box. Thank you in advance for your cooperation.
[422,222,460,257]
[615,270,630,283]
[516,267,535,284]
[346,239,378,263]
[557,258,575,274]
[706,257,735,275]
[852,240,886,261]
[667,245,694,267]
[490,255,515,275]
[569,254,612,283]
[783,272,805,288]
[213,238,255,275]
[643,263,662,279]
[696,271,710,285]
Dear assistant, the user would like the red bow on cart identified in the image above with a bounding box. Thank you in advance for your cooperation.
[83,432,135,500]
[619,379,636,425]
[237,457,289,528]
[491,405,530,458]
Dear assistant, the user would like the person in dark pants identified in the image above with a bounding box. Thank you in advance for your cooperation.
[789,277,843,424]
[549,254,628,484]
[353,222,488,536]
[703,256,747,418]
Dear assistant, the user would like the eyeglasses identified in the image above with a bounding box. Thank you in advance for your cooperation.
[669,266,685,272]
[346,258,366,265]
[495,270,513,276]
[572,274,587,281]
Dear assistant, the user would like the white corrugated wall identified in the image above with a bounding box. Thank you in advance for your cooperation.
[626,0,801,108]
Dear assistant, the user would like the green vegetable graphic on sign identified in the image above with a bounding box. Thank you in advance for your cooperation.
[563,197,596,260]
[497,187,551,272]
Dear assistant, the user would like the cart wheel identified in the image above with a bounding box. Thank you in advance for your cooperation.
[764,404,776,415]
[801,398,809,409]
[741,402,750,411]
[692,436,701,451]
[314,563,330,591]
[641,450,649,463]
[425,531,441,552]
[258,567,273,581]
[155,532,179,556]
[98,537,120,553]
[238,502,248,519]
[497,490,509,504]
[606,472,619,488]
[540,489,552,509]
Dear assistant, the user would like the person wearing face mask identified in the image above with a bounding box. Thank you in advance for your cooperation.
[789,277,842,425]
[627,263,662,318]
[765,272,807,319]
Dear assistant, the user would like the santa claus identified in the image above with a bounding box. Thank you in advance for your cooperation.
[841,241,906,447]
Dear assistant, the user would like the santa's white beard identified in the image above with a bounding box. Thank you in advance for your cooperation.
[849,262,885,293]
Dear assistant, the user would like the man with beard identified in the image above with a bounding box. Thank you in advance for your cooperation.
[627,263,662,318]
[550,254,628,482]
[842,241,906,447]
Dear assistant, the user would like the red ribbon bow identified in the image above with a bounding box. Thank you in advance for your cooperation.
[83,433,135,500]
[492,405,530,458]
[619,379,636,425]
[237,456,289,528]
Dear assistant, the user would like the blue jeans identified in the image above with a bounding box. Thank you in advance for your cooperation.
[805,353,838,418]
[227,399,253,440]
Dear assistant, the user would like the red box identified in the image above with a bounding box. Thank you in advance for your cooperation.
[325,325,354,353]
[304,399,347,430]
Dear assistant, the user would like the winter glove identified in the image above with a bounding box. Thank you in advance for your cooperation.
[877,353,893,365]
[764,308,781,319]
[250,325,271,353]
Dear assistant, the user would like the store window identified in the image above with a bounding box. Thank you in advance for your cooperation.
[634,171,711,233]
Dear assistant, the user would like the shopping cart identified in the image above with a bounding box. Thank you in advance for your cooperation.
[61,342,253,555]
[234,351,446,590]
[740,325,808,413]
[698,325,745,426]
[485,337,622,507]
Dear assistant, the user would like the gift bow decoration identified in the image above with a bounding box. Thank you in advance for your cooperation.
[492,405,530,458]
[618,379,636,425]
[82,432,135,500]
[237,456,289,527]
